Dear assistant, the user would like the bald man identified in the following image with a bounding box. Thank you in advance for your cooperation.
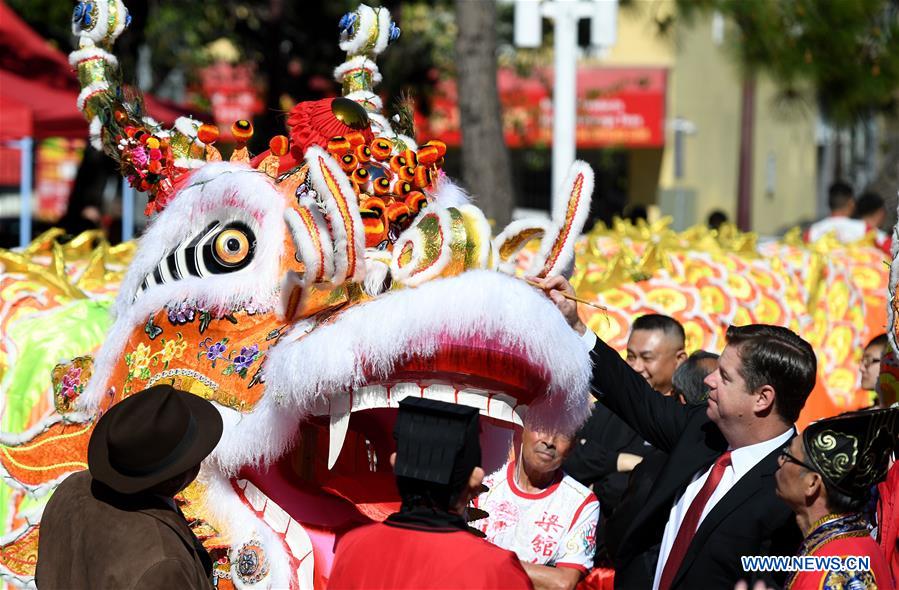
[624,315,688,397]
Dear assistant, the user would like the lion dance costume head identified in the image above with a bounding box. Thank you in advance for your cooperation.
[0,2,596,587]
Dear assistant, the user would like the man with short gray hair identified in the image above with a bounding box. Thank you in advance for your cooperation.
[672,351,718,406]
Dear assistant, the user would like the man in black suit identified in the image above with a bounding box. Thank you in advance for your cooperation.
[537,276,810,590]
[565,315,685,566]
[604,351,719,588]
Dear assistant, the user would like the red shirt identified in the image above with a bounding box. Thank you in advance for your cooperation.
[328,520,533,589]
[878,462,899,586]
[786,534,894,590]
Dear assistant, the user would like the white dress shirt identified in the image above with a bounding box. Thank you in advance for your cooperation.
[581,328,597,350]
[650,428,794,590]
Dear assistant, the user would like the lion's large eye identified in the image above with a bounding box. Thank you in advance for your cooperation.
[214,228,250,266]
[200,222,256,274]
[138,221,258,296]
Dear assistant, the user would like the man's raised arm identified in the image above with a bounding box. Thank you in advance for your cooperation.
[531,275,692,453]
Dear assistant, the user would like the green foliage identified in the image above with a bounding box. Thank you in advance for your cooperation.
[677,0,899,124]
[9,0,446,105]
[8,0,77,51]
[378,2,456,118]
[144,2,236,74]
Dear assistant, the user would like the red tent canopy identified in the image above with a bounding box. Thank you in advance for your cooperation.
[0,69,187,141]
[0,0,73,89]
[0,1,195,187]
[0,71,86,141]
[0,93,32,140]
[0,0,190,142]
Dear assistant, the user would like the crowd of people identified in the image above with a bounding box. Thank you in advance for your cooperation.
[804,181,890,252]
[35,276,898,589]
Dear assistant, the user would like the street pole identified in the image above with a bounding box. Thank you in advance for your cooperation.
[18,136,33,249]
[550,5,578,214]
[736,75,755,231]
[514,0,618,214]
[121,178,134,242]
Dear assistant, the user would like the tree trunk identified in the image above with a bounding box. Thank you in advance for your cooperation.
[454,0,514,227]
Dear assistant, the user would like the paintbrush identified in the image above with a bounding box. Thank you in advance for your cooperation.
[524,279,607,311]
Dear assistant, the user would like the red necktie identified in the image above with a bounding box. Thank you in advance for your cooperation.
[658,451,732,590]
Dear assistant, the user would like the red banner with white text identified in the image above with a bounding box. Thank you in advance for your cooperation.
[418,66,667,149]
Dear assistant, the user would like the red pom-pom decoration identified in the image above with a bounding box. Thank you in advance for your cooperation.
[269,135,290,156]
[373,176,392,196]
[370,138,393,161]
[413,166,432,188]
[346,131,366,147]
[398,166,416,182]
[231,120,254,144]
[361,195,388,248]
[386,201,411,225]
[417,145,440,166]
[405,191,427,214]
[355,144,372,163]
[340,153,358,172]
[198,124,220,145]
[351,167,371,185]
[389,154,407,172]
[396,180,413,196]
[361,196,386,217]
[423,140,447,158]
[327,136,352,156]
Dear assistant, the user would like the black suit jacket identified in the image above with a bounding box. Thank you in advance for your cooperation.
[606,448,667,588]
[565,403,655,517]
[565,404,659,568]
[589,337,802,590]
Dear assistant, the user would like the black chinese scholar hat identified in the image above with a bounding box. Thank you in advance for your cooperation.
[393,397,481,487]
[802,406,899,498]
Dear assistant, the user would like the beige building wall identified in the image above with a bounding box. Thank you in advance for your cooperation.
[601,2,675,68]
[660,12,742,228]
[591,2,819,233]
[748,76,818,234]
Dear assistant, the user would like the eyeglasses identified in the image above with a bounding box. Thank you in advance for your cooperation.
[779,446,817,471]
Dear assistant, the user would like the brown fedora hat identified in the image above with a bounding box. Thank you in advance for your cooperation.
[88,384,223,494]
